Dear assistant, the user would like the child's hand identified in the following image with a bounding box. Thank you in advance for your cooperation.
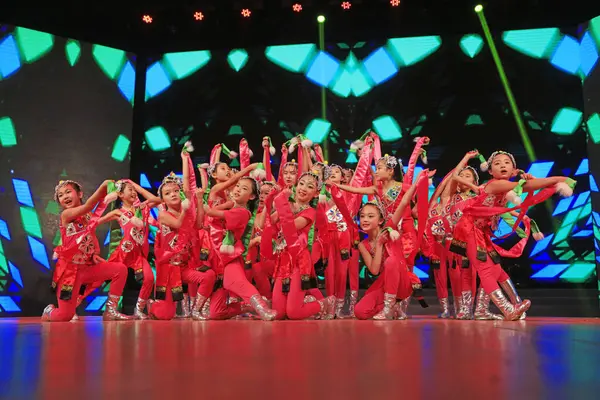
[93,254,106,264]
[521,172,535,180]
[466,150,479,159]
[195,188,205,199]
[262,137,270,148]
[377,230,389,244]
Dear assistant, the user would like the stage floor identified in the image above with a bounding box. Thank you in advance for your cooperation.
[1,317,599,399]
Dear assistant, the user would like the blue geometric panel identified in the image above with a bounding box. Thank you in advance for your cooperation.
[86,296,108,311]
[572,191,590,209]
[531,263,569,279]
[575,158,589,175]
[590,174,598,192]
[0,296,20,312]
[140,173,152,188]
[27,236,49,269]
[305,51,340,87]
[117,61,136,103]
[413,266,429,279]
[12,179,34,207]
[552,197,573,216]
[363,48,398,84]
[104,230,111,246]
[146,62,171,99]
[0,219,10,240]
[0,35,21,78]
[527,161,554,178]
[8,261,23,287]
[579,32,599,77]
[550,35,580,74]
[573,230,593,238]
[530,233,553,257]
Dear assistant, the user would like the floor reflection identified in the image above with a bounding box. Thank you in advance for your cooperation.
[0,317,599,399]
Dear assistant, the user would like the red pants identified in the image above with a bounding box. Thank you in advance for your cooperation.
[181,268,216,298]
[252,260,274,300]
[81,257,154,301]
[223,259,261,303]
[209,288,243,319]
[49,261,128,322]
[354,257,403,320]
[433,262,461,299]
[354,284,385,319]
[149,286,177,320]
[349,249,359,292]
[466,239,509,294]
[272,272,324,320]
[326,243,350,298]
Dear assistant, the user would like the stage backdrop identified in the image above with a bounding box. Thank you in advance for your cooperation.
[139,24,597,289]
[0,25,136,315]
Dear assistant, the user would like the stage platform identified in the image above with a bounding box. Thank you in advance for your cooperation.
[1,317,599,399]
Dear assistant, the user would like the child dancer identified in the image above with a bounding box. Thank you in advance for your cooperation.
[80,179,161,319]
[204,171,278,320]
[354,170,429,320]
[266,173,335,320]
[449,150,574,320]
[42,180,130,321]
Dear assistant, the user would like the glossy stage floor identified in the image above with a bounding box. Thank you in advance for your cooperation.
[1,317,600,399]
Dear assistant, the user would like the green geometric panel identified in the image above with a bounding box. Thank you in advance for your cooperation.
[304,119,332,143]
[163,51,211,80]
[502,28,561,59]
[349,69,372,96]
[15,27,54,63]
[0,252,7,274]
[562,207,582,227]
[265,44,317,73]
[460,34,484,58]
[52,230,62,247]
[228,125,244,135]
[551,107,582,135]
[45,201,60,215]
[0,117,17,147]
[552,224,573,244]
[587,113,600,144]
[20,207,42,238]
[227,49,249,72]
[345,152,358,164]
[373,116,402,142]
[560,262,596,283]
[590,15,600,46]
[386,36,442,66]
[145,126,171,151]
[111,134,130,162]
[92,45,126,80]
[331,69,352,98]
[465,114,484,125]
[65,40,81,67]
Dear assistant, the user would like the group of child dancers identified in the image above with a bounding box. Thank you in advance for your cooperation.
[42,132,576,322]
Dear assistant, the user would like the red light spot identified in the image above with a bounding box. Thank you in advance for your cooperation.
[341,2,352,10]
[390,0,400,6]
[241,8,251,17]
[292,3,303,12]
[193,12,204,21]
[142,15,153,24]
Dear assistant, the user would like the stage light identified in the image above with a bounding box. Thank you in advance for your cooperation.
[142,15,153,24]
[317,15,326,23]
[341,1,352,10]
[241,8,252,17]
[390,0,400,6]
[193,11,204,21]
[474,4,483,12]
[292,3,302,12]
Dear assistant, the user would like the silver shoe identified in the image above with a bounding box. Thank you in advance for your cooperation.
[177,294,192,319]
[249,294,277,321]
[395,298,409,320]
[453,295,463,318]
[134,298,149,320]
[456,291,473,320]
[373,293,396,320]
[500,279,527,320]
[489,289,530,321]
[474,288,503,320]
[335,297,347,319]
[317,296,336,319]
[102,295,133,321]
[304,295,317,304]
[70,313,80,322]
[191,295,209,320]
[438,297,451,319]
[348,290,358,318]
[41,304,55,321]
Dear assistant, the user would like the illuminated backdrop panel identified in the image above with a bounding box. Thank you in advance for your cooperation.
[0,25,136,315]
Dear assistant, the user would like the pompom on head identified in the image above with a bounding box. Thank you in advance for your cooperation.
[555,182,573,198]
[505,190,522,206]
[103,192,119,204]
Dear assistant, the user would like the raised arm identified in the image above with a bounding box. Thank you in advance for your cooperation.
[97,209,122,226]
[390,171,428,227]
[61,180,111,225]
[195,189,205,229]
[158,209,187,230]
[128,180,161,204]
[336,183,377,195]
[451,151,480,193]
[211,163,258,196]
